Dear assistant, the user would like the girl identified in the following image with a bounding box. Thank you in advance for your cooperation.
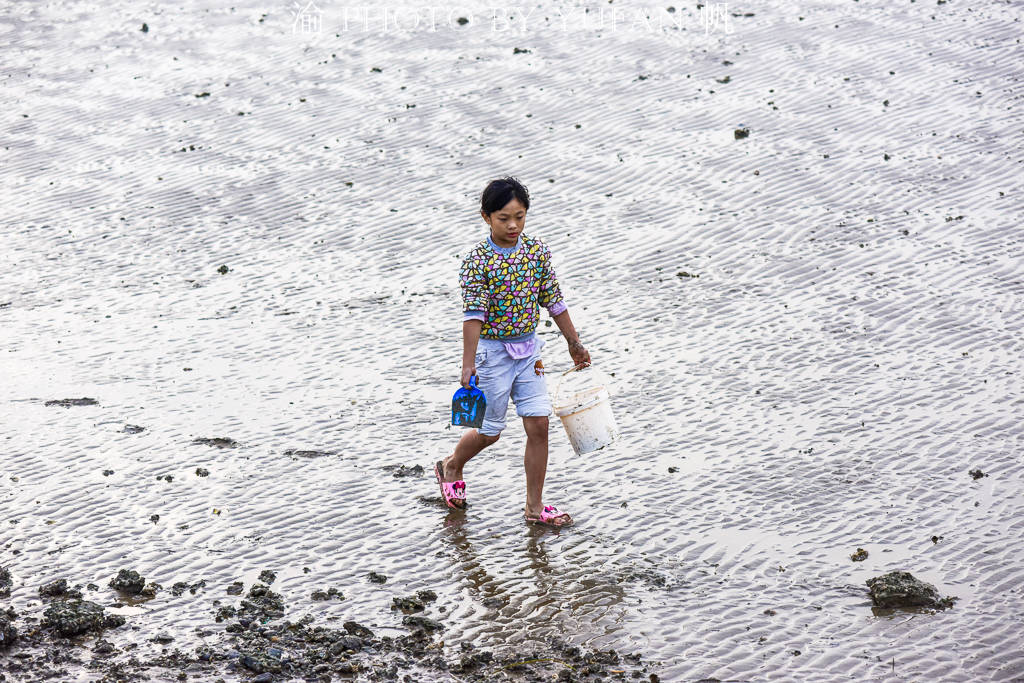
[434,176,591,527]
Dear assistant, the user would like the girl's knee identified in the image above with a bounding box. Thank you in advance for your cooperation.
[478,431,501,445]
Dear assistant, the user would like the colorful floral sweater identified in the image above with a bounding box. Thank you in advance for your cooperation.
[459,234,566,340]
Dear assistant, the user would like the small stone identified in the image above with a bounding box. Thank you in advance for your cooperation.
[39,578,80,599]
[402,615,445,632]
[968,468,986,480]
[0,567,11,598]
[258,570,276,585]
[141,22,149,32]
[217,265,229,275]
[226,581,244,595]
[850,548,869,562]
[109,569,146,595]
[102,469,115,476]
[93,639,116,654]
[195,467,210,477]
[416,589,438,602]
[343,621,374,638]
[734,128,750,139]
[367,571,387,584]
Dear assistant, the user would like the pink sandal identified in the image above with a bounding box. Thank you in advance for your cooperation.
[525,505,573,527]
[434,460,466,509]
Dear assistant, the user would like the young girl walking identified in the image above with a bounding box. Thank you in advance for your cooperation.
[434,176,591,527]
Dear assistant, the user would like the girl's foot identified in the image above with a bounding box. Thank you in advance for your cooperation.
[525,505,572,527]
[441,455,463,483]
[434,459,466,510]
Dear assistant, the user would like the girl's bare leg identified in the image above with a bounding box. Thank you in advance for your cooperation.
[522,416,551,517]
[442,429,499,482]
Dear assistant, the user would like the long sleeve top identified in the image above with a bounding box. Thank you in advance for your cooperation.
[460,234,567,358]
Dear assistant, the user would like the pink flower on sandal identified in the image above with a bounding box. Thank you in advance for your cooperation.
[525,505,572,527]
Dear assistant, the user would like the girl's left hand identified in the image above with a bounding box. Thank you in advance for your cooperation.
[568,339,591,368]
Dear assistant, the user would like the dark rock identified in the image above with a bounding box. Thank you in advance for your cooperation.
[283,449,335,458]
[258,570,276,585]
[151,632,174,644]
[367,571,387,584]
[416,589,438,602]
[252,674,274,683]
[866,571,957,609]
[458,650,493,670]
[192,437,239,448]
[343,621,374,638]
[93,639,116,655]
[42,599,126,637]
[969,468,986,480]
[140,582,162,598]
[141,22,148,32]
[195,467,210,477]
[171,579,206,596]
[44,397,99,407]
[329,636,363,654]
[123,424,146,433]
[850,548,869,562]
[239,584,285,620]
[39,578,81,600]
[311,587,343,601]
[734,128,750,139]
[383,464,424,478]
[392,595,425,611]
[217,265,229,275]
[109,569,146,595]
[227,581,244,595]
[102,469,114,476]
[0,608,16,648]
[0,566,11,598]
[240,652,281,673]
[513,47,531,54]
[402,615,444,632]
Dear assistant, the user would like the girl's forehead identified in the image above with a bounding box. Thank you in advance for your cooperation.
[496,199,527,213]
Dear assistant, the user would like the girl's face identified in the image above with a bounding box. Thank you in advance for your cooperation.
[482,198,527,248]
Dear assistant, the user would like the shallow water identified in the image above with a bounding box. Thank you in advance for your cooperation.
[2,0,1023,680]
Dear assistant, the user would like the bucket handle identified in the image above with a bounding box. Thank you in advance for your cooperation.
[550,362,591,403]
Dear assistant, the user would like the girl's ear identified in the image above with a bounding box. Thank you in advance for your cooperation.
[480,210,491,225]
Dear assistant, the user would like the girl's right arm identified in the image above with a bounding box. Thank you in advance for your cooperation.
[461,318,483,387]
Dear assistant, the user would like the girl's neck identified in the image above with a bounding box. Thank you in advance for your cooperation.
[488,233,521,254]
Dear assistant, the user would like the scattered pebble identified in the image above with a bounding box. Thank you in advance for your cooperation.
[850,548,869,562]
[969,468,987,480]
[367,571,388,584]
[44,397,99,408]
[192,437,239,448]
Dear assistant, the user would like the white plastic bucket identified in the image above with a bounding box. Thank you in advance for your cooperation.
[552,368,619,455]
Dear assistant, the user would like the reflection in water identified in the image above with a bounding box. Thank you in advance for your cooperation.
[438,512,629,653]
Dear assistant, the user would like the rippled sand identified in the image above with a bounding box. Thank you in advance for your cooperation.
[2,0,1023,680]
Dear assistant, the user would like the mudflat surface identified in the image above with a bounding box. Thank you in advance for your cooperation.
[2,0,1022,680]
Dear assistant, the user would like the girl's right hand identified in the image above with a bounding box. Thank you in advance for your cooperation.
[461,365,477,388]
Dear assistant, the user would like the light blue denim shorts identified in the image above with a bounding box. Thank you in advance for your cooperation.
[474,336,552,436]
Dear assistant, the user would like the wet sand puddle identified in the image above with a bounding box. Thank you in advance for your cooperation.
[2,0,1023,680]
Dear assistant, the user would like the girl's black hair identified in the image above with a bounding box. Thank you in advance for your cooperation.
[480,176,530,216]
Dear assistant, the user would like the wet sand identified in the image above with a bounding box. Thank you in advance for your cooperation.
[2,0,1023,680]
